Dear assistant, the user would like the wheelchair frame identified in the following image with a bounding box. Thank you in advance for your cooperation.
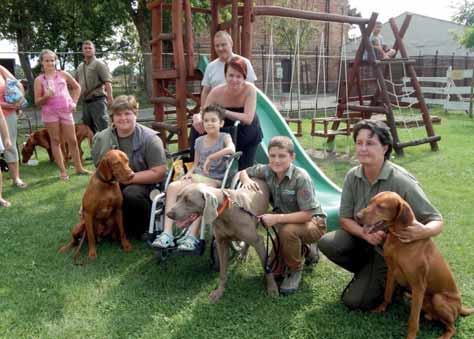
[147,121,243,268]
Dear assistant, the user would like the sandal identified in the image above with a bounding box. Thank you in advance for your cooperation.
[0,198,11,208]
[60,174,70,181]
[177,235,199,251]
[13,179,27,189]
[152,232,174,248]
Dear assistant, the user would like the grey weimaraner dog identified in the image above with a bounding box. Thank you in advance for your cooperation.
[167,178,279,302]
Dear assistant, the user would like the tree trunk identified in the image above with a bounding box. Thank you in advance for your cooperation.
[16,31,34,98]
[129,0,153,99]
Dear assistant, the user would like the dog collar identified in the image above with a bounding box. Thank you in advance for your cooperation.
[95,170,116,184]
[217,195,230,217]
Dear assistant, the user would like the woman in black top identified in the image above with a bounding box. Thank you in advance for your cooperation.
[192,56,263,170]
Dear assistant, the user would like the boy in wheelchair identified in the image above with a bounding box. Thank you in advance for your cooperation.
[151,104,235,251]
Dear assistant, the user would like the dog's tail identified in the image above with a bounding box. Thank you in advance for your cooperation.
[460,306,474,316]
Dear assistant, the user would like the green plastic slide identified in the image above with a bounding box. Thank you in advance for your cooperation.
[255,89,341,229]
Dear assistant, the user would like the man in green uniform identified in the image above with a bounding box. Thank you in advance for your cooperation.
[77,40,113,133]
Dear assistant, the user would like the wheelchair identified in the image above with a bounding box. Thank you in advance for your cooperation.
[146,124,245,270]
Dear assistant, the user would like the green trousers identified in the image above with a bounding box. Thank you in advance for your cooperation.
[318,229,387,310]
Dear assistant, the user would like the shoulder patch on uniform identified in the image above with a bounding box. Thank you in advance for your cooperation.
[298,188,312,201]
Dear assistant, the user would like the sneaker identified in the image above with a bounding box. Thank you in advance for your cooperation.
[305,243,320,266]
[177,234,199,251]
[280,271,302,295]
[151,232,174,248]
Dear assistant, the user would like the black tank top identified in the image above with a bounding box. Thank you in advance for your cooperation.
[223,107,263,149]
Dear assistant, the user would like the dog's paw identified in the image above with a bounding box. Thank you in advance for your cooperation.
[122,240,132,252]
[266,278,279,297]
[88,250,97,260]
[208,288,224,303]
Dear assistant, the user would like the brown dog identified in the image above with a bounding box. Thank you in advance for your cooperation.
[21,124,93,164]
[357,191,473,339]
[166,179,279,302]
[59,149,134,261]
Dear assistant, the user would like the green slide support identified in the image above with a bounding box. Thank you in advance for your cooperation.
[255,89,341,230]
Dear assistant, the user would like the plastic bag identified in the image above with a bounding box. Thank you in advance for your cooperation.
[4,79,28,108]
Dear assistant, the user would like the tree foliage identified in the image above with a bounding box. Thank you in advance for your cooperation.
[453,0,474,49]
[267,0,320,53]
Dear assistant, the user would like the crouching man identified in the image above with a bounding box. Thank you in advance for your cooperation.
[239,136,327,295]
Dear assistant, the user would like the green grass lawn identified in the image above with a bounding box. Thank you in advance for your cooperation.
[1,110,473,338]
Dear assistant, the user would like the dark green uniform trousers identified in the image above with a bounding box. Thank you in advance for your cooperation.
[318,229,387,310]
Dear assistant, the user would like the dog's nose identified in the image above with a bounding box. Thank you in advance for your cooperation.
[167,210,176,220]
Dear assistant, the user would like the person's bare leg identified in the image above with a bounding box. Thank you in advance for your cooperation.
[0,170,11,207]
[61,123,90,174]
[8,161,27,187]
[162,179,188,234]
[45,122,68,179]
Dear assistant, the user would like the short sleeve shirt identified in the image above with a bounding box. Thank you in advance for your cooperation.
[201,54,257,88]
[117,133,166,170]
[76,56,113,99]
[246,163,325,216]
[340,161,442,224]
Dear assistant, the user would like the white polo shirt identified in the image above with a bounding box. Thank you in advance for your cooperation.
[201,54,257,88]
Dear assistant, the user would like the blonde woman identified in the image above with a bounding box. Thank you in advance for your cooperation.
[0,64,27,188]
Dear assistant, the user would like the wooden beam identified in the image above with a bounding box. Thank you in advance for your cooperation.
[184,0,195,77]
[361,19,404,155]
[327,12,379,145]
[231,0,239,52]
[254,6,370,25]
[211,1,219,60]
[241,0,253,58]
[390,17,439,152]
[160,3,211,14]
[171,0,189,150]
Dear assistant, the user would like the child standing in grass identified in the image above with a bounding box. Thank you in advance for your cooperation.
[0,106,12,207]
[34,49,90,181]
[152,104,235,251]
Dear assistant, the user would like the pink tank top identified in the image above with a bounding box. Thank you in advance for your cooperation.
[41,71,73,114]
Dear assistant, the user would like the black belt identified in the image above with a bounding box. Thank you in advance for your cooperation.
[84,95,106,104]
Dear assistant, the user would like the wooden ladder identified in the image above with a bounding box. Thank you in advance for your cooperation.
[148,0,198,149]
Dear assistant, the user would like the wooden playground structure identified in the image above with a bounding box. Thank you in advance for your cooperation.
[147,1,440,156]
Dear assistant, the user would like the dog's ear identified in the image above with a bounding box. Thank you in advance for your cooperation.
[97,154,113,181]
[200,187,218,226]
[396,200,413,226]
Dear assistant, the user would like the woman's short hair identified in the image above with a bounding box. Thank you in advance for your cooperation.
[268,136,294,155]
[224,56,247,80]
[352,119,393,160]
[201,104,226,121]
[110,95,139,117]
